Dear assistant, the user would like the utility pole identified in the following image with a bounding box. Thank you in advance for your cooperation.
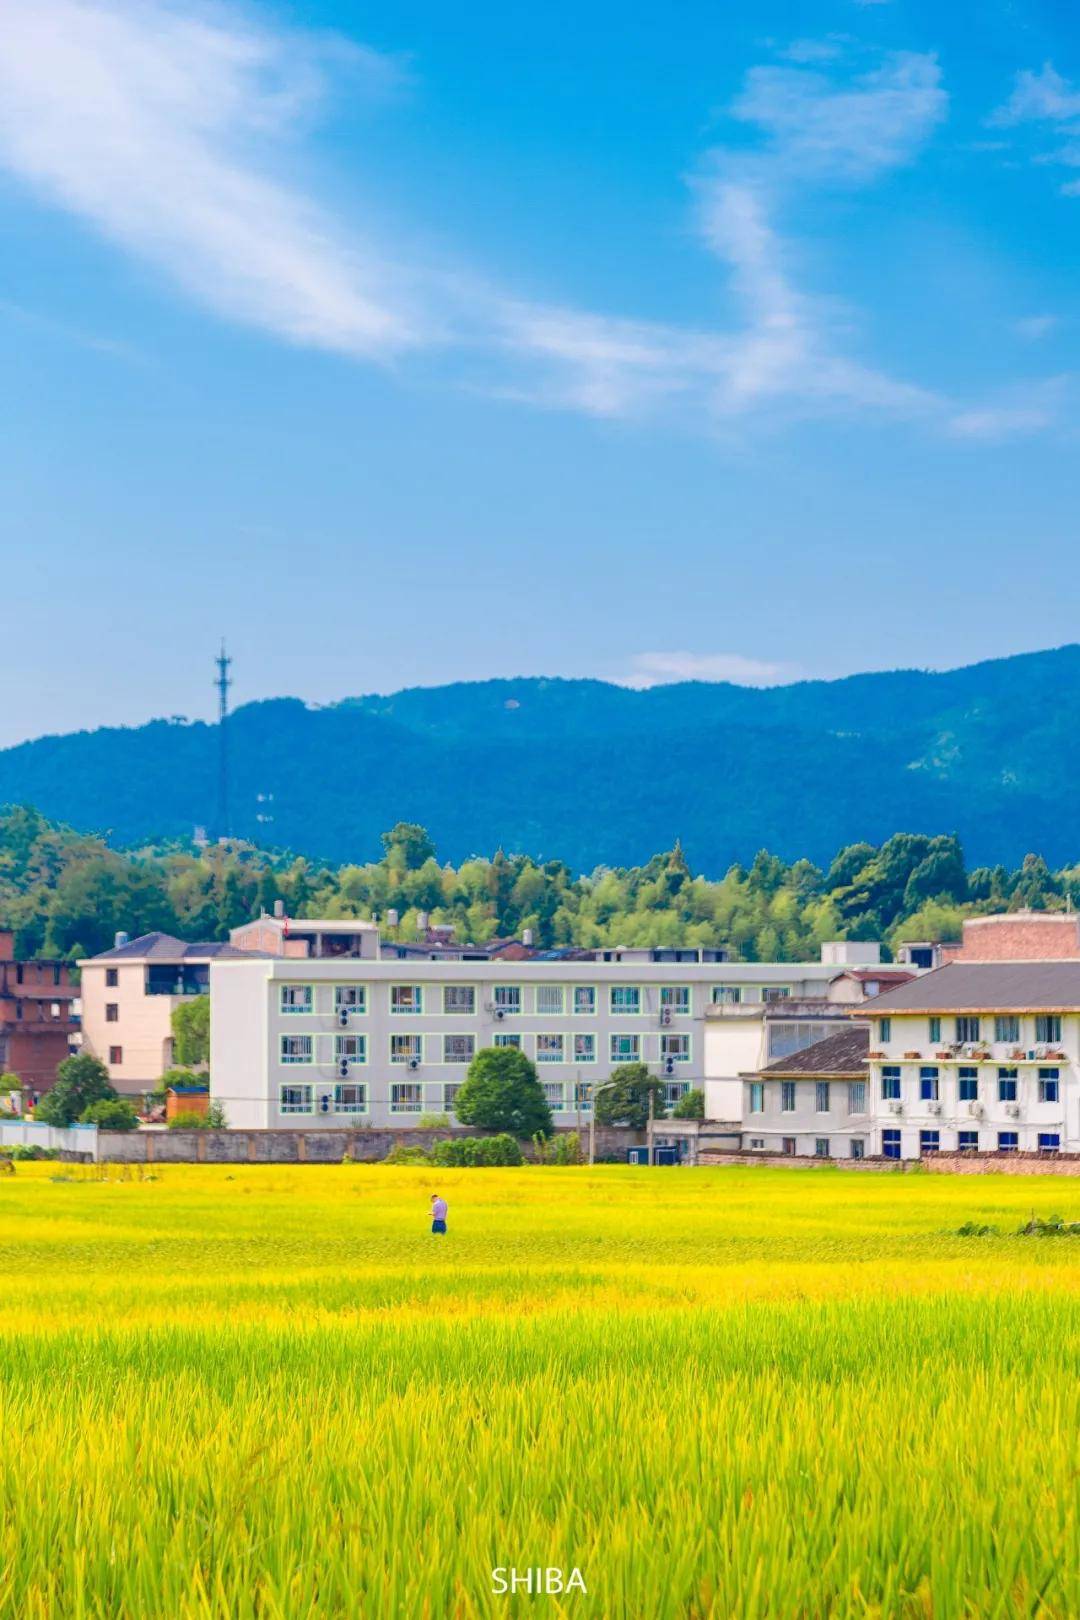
[215,640,232,840]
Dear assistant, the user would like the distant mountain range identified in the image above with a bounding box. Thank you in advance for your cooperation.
[2,646,1080,872]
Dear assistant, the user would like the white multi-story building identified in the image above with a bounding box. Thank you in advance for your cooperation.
[733,1025,872,1159]
[209,947,873,1129]
[858,960,1080,1157]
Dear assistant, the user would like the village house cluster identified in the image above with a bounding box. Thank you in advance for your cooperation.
[8,903,1075,1160]
[25,903,1073,1160]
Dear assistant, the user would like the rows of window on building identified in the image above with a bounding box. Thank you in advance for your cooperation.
[15,905,1080,1160]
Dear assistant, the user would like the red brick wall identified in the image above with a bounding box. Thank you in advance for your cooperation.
[954,915,1080,961]
[4,1028,72,1093]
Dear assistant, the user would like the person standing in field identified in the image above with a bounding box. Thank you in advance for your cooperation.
[430,1193,448,1236]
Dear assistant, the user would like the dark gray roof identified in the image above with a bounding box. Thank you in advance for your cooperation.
[760,1025,869,1077]
[89,933,254,962]
[862,960,1080,1013]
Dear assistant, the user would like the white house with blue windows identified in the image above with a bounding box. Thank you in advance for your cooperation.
[859,961,1080,1159]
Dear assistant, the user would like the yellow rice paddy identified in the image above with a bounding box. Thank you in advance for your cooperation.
[2,1162,1079,1618]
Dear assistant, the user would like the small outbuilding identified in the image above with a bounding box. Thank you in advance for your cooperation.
[165,1085,210,1123]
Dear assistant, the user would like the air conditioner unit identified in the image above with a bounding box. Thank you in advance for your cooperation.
[659,1007,672,1026]
[664,1058,675,1076]
[968,1101,984,1117]
[927,1101,942,1116]
[408,1057,420,1071]
[494,1007,505,1020]
[337,1009,350,1027]
[338,1060,350,1079]
[889,1101,904,1115]
[1035,1045,1049,1059]
[1005,1102,1021,1118]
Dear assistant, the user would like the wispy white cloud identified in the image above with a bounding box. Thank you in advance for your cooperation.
[727,50,947,183]
[993,63,1080,126]
[947,377,1071,441]
[0,5,1048,444]
[948,405,1052,441]
[0,0,418,355]
[616,652,799,689]
[1014,314,1059,340]
[990,64,1080,198]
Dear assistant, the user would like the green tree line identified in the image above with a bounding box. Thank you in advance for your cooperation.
[1,805,1077,964]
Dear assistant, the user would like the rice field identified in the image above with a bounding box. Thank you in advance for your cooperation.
[2,1162,1080,1618]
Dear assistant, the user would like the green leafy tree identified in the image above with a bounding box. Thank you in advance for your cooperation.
[454,1047,553,1138]
[80,1097,139,1132]
[171,997,210,1067]
[381,822,436,871]
[35,1053,114,1126]
[594,1063,666,1130]
[672,1087,705,1120]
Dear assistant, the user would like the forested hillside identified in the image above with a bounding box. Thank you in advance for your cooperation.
[2,647,1080,869]
[1,806,1074,964]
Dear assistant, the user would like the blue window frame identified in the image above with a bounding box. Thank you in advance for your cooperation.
[1038,1133,1061,1152]
[1038,1067,1060,1103]
[881,1066,901,1101]
[919,1066,939,1102]
[957,1130,979,1151]
[997,1131,1019,1153]
[882,1129,901,1161]
[919,1129,940,1154]
[958,1066,978,1102]
[997,1068,1018,1103]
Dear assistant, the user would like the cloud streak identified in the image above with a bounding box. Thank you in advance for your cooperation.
[0,6,1052,442]
[0,0,418,355]
[617,652,799,689]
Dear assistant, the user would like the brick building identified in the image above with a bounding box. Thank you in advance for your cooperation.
[0,930,78,1094]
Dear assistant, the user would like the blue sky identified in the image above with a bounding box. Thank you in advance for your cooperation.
[2,0,1080,745]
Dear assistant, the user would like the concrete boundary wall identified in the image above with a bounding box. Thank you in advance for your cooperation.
[699,1149,1080,1175]
[97,1125,645,1164]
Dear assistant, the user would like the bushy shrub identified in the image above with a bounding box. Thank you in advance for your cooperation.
[430,1134,523,1167]
[533,1131,583,1165]
[206,1102,227,1129]
[168,1110,210,1131]
[383,1143,434,1165]
[0,1144,58,1161]
[417,1112,453,1129]
[80,1098,139,1132]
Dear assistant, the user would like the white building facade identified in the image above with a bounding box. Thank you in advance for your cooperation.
[859,961,1080,1158]
[209,954,860,1130]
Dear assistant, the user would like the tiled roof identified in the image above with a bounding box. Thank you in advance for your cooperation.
[760,1024,870,1076]
[843,969,917,986]
[88,933,253,962]
[863,960,1080,1013]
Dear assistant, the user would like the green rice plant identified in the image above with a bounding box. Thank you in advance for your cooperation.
[1,1164,1080,1616]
